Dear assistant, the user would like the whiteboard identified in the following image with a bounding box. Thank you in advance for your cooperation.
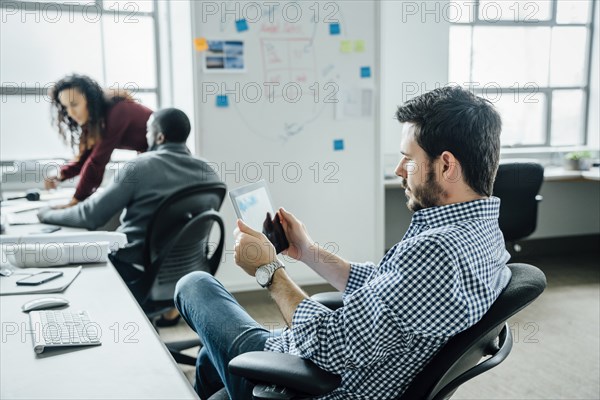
[191,1,383,291]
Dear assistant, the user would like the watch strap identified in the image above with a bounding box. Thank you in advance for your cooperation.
[257,259,285,288]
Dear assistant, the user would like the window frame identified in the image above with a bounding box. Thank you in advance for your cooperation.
[449,0,596,148]
[0,0,162,160]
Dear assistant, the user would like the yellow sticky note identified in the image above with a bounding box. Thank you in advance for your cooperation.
[340,40,353,53]
[194,37,208,52]
[354,40,366,53]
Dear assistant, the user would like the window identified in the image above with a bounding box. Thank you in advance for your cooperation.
[0,0,160,161]
[448,0,595,147]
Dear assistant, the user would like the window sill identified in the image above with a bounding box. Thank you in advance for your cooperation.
[500,145,599,155]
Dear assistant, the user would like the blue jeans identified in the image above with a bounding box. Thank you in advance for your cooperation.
[175,271,279,400]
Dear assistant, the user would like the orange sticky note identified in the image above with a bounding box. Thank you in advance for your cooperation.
[194,37,208,52]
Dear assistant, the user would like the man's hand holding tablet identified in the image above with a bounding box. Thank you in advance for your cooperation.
[229,180,290,254]
[262,211,289,254]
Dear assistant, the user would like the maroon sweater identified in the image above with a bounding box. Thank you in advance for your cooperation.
[60,100,153,201]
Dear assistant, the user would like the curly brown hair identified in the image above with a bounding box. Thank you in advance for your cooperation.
[50,74,133,158]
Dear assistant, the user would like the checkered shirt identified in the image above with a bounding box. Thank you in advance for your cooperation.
[264,197,511,399]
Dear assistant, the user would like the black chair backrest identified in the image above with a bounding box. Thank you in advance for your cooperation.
[492,162,544,242]
[400,263,546,400]
[140,182,227,304]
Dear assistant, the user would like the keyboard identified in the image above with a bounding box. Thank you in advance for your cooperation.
[29,310,102,354]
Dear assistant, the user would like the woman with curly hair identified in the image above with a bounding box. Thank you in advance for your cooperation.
[45,74,153,207]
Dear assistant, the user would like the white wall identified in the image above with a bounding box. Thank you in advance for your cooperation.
[380,0,450,175]
[381,0,450,247]
[587,1,599,149]
[156,0,197,154]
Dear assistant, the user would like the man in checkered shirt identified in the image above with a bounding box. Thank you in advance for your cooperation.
[175,86,511,399]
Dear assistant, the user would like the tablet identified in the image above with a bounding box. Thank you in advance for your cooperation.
[229,180,289,253]
[229,180,275,232]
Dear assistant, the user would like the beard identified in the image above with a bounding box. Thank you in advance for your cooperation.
[401,166,446,212]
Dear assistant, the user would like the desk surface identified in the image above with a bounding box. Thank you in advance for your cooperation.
[0,224,198,399]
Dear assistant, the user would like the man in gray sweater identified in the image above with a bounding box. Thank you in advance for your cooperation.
[38,108,222,305]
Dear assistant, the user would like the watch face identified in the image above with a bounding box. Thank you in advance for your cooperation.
[256,266,270,286]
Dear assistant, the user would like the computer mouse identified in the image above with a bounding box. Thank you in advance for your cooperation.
[21,297,70,313]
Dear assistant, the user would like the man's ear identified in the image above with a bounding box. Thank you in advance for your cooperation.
[440,151,461,183]
[156,132,166,144]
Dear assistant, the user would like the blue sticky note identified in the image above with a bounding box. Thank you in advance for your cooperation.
[360,66,371,78]
[236,19,249,32]
[216,95,229,108]
[333,139,344,151]
[329,23,341,35]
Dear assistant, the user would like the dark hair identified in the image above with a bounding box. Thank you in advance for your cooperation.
[151,108,191,143]
[50,74,133,156]
[395,86,502,196]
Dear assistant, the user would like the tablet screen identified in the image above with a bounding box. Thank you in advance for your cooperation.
[229,180,275,232]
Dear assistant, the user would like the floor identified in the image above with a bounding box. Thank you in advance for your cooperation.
[158,252,600,399]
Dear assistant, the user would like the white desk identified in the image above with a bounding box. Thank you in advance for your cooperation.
[542,166,600,182]
[383,166,600,249]
[384,166,600,188]
[0,222,198,399]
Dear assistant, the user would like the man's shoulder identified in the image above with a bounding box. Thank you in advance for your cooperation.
[391,228,465,266]
[384,235,451,274]
[413,217,492,246]
[121,151,155,167]
[124,151,214,168]
[109,153,158,183]
[400,231,449,252]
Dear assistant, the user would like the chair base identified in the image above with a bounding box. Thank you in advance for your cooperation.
[208,388,230,400]
[253,384,302,399]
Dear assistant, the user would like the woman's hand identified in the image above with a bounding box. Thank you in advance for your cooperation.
[52,197,79,209]
[277,208,315,263]
[234,219,277,276]
[44,177,60,190]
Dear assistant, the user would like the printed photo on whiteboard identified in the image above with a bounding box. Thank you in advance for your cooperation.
[204,40,245,72]
[335,88,373,120]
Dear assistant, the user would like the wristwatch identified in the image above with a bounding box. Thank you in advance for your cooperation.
[256,259,285,288]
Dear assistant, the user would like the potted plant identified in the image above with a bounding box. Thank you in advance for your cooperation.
[564,151,592,171]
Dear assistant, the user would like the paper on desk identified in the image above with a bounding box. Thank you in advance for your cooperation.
[0,202,48,214]
[5,212,40,225]
[0,231,127,251]
[0,266,82,296]
[0,232,127,267]
[2,242,111,268]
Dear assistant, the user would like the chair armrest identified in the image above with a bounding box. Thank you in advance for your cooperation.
[229,352,341,397]
[310,291,343,310]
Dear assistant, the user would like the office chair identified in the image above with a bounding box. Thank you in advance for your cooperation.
[216,263,546,400]
[137,182,227,365]
[492,161,544,252]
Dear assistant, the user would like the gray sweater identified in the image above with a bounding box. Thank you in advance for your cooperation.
[38,142,222,265]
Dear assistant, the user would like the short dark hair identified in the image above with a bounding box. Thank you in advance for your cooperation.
[396,86,502,197]
[151,108,191,143]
